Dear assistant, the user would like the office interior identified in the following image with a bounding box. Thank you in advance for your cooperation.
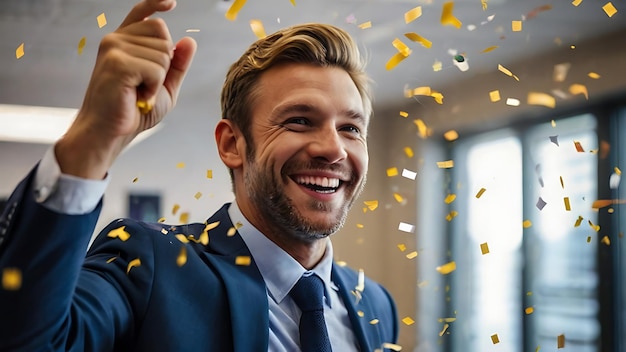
[1,0,625,351]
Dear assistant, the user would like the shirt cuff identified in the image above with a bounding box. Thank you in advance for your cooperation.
[33,146,110,215]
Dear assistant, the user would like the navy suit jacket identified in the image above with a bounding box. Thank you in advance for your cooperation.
[0,169,398,351]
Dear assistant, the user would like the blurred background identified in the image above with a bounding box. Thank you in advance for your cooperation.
[1,0,625,350]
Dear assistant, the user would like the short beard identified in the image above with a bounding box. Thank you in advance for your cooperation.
[244,156,365,243]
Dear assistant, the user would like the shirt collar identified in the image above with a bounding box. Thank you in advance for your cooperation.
[228,201,336,307]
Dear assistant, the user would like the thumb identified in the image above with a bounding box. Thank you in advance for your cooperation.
[163,36,198,105]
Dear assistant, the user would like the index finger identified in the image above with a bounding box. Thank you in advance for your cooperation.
[118,0,177,29]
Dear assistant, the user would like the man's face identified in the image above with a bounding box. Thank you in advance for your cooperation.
[241,63,369,242]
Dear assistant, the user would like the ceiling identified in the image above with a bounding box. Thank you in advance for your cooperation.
[0,0,624,137]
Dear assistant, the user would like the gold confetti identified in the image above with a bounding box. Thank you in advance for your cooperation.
[601,236,611,245]
[206,170,213,179]
[393,193,404,203]
[249,19,267,39]
[446,211,458,221]
[404,147,414,158]
[444,194,457,204]
[491,334,500,344]
[106,256,117,263]
[385,52,409,70]
[397,244,407,252]
[193,192,203,200]
[97,13,107,28]
[480,242,490,255]
[185,29,201,33]
[615,167,622,175]
[557,334,565,348]
[15,43,25,59]
[588,72,601,79]
[405,6,422,23]
[126,258,141,274]
[107,226,130,241]
[160,228,168,235]
[525,306,534,314]
[406,251,418,259]
[512,20,522,32]
[399,111,409,118]
[387,167,399,177]
[370,319,380,325]
[225,0,247,20]
[179,212,189,224]
[402,316,415,325]
[551,120,557,127]
[528,92,556,108]
[2,268,22,290]
[436,261,456,274]
[574,216,584,227]
[136,100,153,114]
[78,37,86,55]
[364,200,379,211]
[406,86,431,97]
[560,176,565,188]
[437,160,454,168]
[569,84,588,99]
[414,119,431,139]
[588,220,600,232]
[158,217,166,223]
[489,90,501,102]
[177,246,187,267]
[572,0,583,6]
[356,269,365,293]
[574,141,584,152]
[498,64,520,81]
[602,2,617,17]
[289,0,295,5]
[481,45,498,53]
[523,220,533,228]
[443,130,459,141]
[382,343,403,351]
[404,32,432,48]
[172,204,180,215]
[564,197,571,211]
[440,2,462,28]
[358,21,372,29]
[481,0,488,10]
[439,323,449,336]
[433,60,443,71]
[176,162,185,169]
[235,256,251,266]
[132,177,138,183]
[476,188,487,198]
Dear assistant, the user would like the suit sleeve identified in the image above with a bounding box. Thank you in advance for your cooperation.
[0,168,154,351]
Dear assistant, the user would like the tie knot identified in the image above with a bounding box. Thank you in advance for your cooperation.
[289,274,325,313]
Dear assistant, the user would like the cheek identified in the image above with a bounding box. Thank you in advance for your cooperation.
[350,144,369,175]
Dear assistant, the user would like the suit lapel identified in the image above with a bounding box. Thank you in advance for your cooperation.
[200,204,270,352]
[332,265,381,352]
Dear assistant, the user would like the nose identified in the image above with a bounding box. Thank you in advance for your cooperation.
[307,128,348,164]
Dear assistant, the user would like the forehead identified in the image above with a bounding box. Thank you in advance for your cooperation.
[251,63,368,122]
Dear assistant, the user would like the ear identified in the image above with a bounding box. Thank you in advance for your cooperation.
[215,119,244,170]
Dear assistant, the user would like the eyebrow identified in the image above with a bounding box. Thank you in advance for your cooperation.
[272,103,367,125]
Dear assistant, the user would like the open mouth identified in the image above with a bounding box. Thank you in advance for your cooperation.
[293,175,343,194]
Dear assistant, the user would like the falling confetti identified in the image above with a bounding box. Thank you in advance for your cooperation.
[444,194,457,204]
[489,90,501,102]
[444,130,459,141]
[572,0,583,6]
[172,204,180,215]
[402,169,417,180]
[574,215,584,227]
[235,256,251,266]
[405,6,423,23]
[601,236,611,245]
[498,64,520,81]
[126,258,141,274]
[506,98,521,106]
[97,13,107,28]
[437,160,454,168]
[364,200,379,211]
[2,268,21,290]
[557,334,565,348]
[525,306,534,314]
[476,188,486,198]
[570,84,588,99]
[433,60,443,71]
[194,192,202,200]
[574,141,584,152]
[481,46,498,53]
[179,212,189,224]
[107,226,131,241]
[399,111,409,118]
[385,38,412,70]
[436,261,456,274]
[15,43,24,59]
[176,162,185,169]
[588,72,601,79]
[526,4,553,20]
[398,222,415,233]
[480,242,490,255]
[441,2,462,28]
[402,316,415,325]
[358,21,372,29]
[393,193,405,203]
[206,170,213,179]
[523,220,533,228]
[177,246,187,267]
[511,20,522,32]
[563,197,571,211]
[404,32,432,48]
[387,167,399,177]
[77,37,86,55]
[370,319,380,325]
[382,343,403,351]
[249,20,267,39]
[225,0,247,20]
[553,63,571,82]
[446,211,458,221]
[491,334,500,344]
[602,2,618,17]
[528,92,556,108]
[404,147,414,158]
[536,197,547,210]
[439,323,450,336]
[406,251,418,259]
[549,135,559,146]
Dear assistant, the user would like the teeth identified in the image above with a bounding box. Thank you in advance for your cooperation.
[294,175,340,188]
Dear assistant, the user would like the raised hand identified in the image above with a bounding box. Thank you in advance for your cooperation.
[55,0,197,179]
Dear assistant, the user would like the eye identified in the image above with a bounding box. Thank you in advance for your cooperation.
[281,117,310,131]
[340,125,361,135]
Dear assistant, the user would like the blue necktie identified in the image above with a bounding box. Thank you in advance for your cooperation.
[289,274,333,352]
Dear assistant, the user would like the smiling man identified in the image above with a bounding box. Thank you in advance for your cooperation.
[0,0,398,351]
